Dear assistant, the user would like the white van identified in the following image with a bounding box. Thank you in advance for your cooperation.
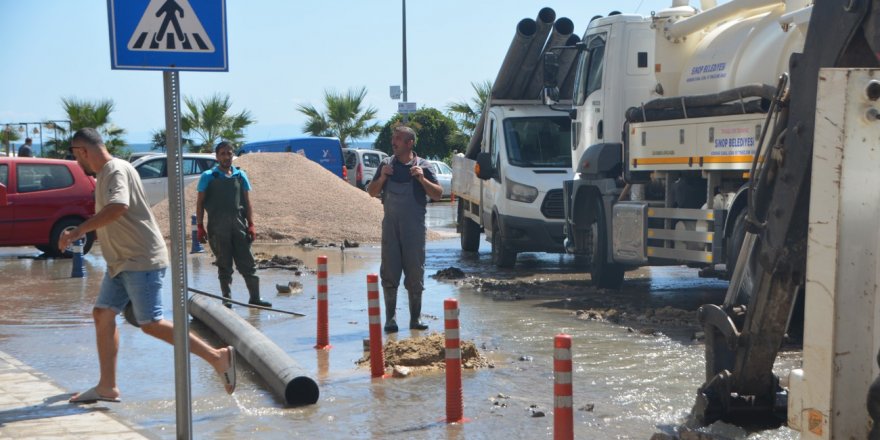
[342,148,388,189]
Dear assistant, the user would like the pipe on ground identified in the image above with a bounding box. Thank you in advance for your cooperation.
[189,294,319,406]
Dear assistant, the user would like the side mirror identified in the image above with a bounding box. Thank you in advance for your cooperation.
[542,52,560,104]
[0,183,7,207]
[475,152,494,180]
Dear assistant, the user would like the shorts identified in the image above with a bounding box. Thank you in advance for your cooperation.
[96,268,166,325]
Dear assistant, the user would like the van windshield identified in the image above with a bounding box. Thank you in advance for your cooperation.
[503,117,572,168]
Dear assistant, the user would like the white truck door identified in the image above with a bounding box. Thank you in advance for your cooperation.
[481,114,501,228]
[571,32,607,163]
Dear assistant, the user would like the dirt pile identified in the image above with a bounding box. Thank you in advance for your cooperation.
[357,332,490,373]
[152,153,389,244]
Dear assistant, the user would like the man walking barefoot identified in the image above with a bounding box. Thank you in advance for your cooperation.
[60,128,235,403]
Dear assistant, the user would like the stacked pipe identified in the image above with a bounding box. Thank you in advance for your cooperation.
[465,8,578,158]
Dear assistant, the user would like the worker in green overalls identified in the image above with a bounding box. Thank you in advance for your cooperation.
[196,141,272,308]
[367,126,443,333]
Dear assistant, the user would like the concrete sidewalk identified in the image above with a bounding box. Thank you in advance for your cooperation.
[0,350,150,439]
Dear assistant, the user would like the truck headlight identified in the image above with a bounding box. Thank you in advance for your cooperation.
[506,178,539,203]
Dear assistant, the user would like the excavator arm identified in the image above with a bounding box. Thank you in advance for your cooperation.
[693,0,880,426]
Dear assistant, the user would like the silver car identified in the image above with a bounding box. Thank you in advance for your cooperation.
[131,153,218,206]
[343,148,388,189]
[428,160,452,199]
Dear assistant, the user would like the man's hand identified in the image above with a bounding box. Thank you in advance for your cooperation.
[410,165,425,181]
[380,164,393,179]
[247,224,256,242]
[197,224,207,243]
[58,227,82,252]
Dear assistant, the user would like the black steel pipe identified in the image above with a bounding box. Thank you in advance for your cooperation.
[509,8,557,99]
[525,17,574,99]
[189,294,319,406]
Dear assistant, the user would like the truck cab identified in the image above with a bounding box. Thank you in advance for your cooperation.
[453,102,573,267]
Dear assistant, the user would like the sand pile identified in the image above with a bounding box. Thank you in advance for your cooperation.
[152,153,386,243]
[357,332,489,373]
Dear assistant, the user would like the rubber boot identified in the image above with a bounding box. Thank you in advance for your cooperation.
[408,291,428,330]
[245,277,272,308]
[383,288,398,333]
[220,282,233,309]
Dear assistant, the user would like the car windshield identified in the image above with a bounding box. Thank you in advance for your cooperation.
[503,117,572,168]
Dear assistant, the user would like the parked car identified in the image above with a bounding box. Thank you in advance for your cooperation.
[343,148,388,189]
[0,157,96,257]
[131,153,218,206]
[127,151,161,162]
[428,160,453,199]
[239,137,347,179]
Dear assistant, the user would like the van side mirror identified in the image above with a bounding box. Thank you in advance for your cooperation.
[0,183,7,207]
[542,52,560,104]
[475,152,494,180]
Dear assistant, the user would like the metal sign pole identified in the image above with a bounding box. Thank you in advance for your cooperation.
[163,70,193,439]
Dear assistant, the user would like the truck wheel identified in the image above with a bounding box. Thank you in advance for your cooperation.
[589,203,624,289]
[458,200,480,252]
[491,220,517,268]
[44,218,95,258]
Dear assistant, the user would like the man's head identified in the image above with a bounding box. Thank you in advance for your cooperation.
[391,126,417,160]
[70,128,109,175]
[214,141,235,169]
[24,137,32,146]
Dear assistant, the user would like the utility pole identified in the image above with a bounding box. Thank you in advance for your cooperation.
[402,0,408,123]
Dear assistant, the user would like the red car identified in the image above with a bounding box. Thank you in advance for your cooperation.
[0,157,96,257]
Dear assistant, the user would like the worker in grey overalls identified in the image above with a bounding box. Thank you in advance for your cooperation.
[196,141,272,308]
[367,126,443,333]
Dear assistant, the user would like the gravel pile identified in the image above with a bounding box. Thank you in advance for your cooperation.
[151,153,388,244]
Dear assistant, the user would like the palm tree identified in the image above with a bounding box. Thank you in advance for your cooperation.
[181,94,255,153]
[44,97,127,158]
[1,126,21,157]
[296,87,381,147]
[446,80,492,138]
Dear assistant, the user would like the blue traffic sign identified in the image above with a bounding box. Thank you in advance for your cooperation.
[107,0,228,71]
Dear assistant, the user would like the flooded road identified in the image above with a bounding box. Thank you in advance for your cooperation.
[0,202,799,439]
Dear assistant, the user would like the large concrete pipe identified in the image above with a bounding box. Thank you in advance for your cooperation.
[508,7,557,99]
[557,34,582,99]
[525,17,575,99]
[491,18,537,100]
[189,294,319,406]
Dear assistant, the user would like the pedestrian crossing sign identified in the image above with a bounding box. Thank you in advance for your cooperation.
[108,0,228,71]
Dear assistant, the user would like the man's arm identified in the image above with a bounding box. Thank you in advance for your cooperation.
[242,190,254,227]
[58,203,128,251]
[366,163,390,198]
[412,166,443,201]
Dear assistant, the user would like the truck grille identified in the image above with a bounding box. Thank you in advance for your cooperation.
[541,189,564,219]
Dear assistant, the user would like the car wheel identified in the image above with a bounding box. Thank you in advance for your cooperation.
[44,218,95,258]
[491,220,516,268]
[458,200,480,252]
[589,200,624,289]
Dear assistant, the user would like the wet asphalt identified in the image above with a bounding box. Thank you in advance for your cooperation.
[0,202,799,439]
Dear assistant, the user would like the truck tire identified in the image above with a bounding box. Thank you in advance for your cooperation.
[589,202,624,289]
[491,220,517,268]
[44,218,95,258]
[458,200,480,252]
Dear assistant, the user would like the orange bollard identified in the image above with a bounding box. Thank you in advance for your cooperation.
[367,274,386,378]
[554,334,573,440]
[444,298,465,423]
[315,256,331,349]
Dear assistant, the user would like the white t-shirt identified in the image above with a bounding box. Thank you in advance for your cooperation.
[95,158,168,277]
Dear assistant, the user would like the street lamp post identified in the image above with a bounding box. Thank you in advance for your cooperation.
[402,0,408,123]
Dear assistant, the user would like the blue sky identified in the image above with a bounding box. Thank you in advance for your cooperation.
[0,0,674,144]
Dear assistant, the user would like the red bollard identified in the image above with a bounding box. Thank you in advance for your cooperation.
[366,274,385,378]
[315,256,331,349]
[444,298,465,423]
[554,333,573,440]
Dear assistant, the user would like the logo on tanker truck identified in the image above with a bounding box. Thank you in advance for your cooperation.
[686,62,728,83]
[712,127,755,156]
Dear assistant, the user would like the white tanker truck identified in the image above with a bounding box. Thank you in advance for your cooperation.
[552,0,811,288]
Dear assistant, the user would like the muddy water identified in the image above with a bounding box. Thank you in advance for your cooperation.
[0,203,799,439]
